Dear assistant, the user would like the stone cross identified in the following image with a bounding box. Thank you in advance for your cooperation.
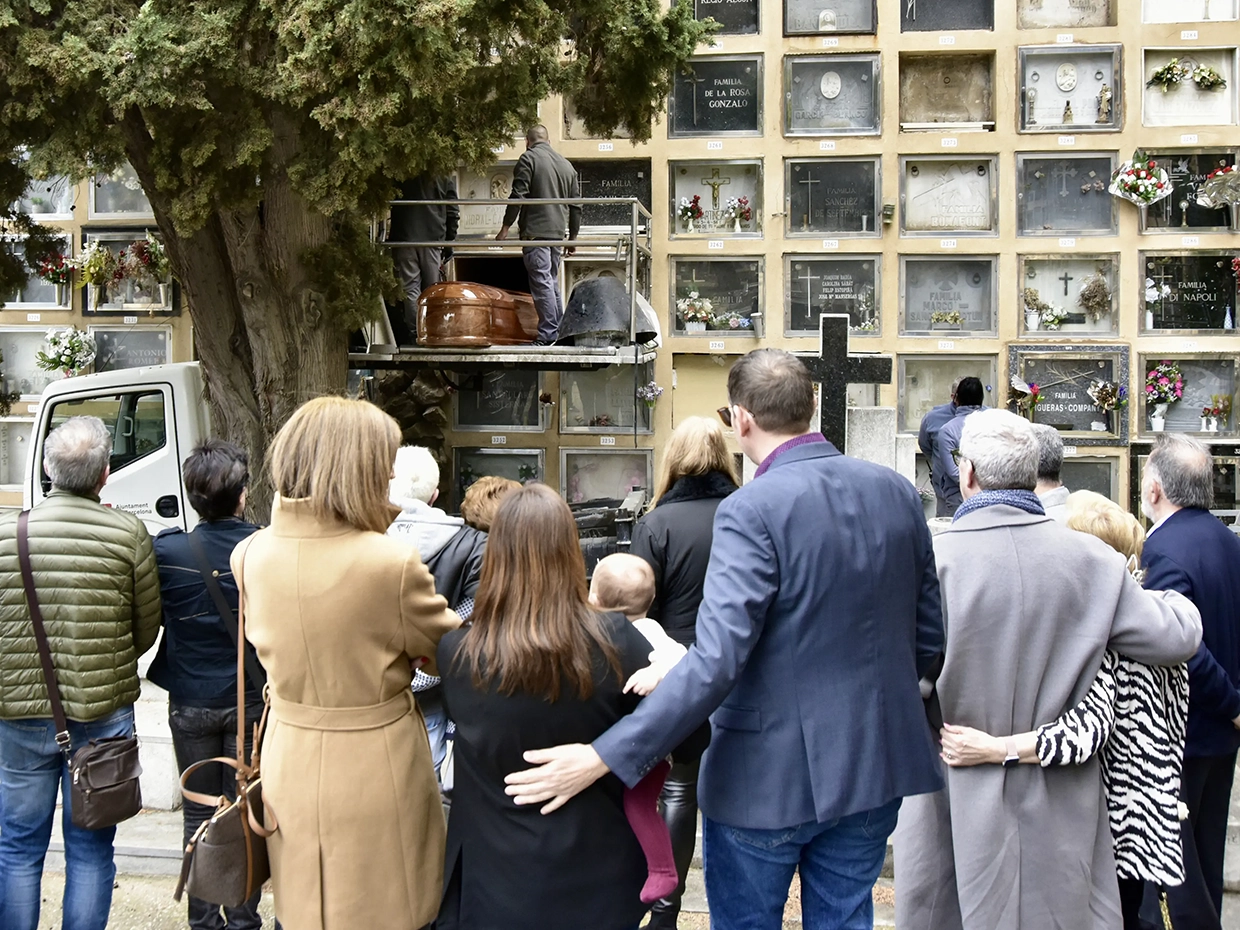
[1059,270,1074,296]
[795,264,822,313]
[700,167,732,210]
[798,174,821,229]
[687,72,707,126]
[800,313,893,451]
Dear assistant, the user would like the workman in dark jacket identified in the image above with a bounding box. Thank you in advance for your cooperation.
[496,125,581,344]
[389,173,460,342]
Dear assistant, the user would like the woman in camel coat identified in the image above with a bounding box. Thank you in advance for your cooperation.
[233,397,459,930]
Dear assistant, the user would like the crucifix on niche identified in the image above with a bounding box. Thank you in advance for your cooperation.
[700,167,732,210]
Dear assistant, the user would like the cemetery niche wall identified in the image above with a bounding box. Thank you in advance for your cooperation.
[900,256,996,335]
[0,328,62,397]
[1141,252,1238,332]
[785,158,880,236]
[89,164,153,219]
[15,175,73,219]
[899,54,995,132]
[1137,355,1238,436]
[900,0,994,32]
[670,57,763,137]
[1017,0,1114,29]
[575,160,653,231]
[1018,45,1122,133]
[693,0,760,34]
[1061,457,1120,501]
[560,362,655,434]
[1141,152,1237,232]
[563,99,635,140]
[1016,153,1116,235]
[900,156,998,236]
[670,160,763,237]
[783,55,881,136]
[457,164,514,239]
[453,448,543,510]
[562,449,653,505]
[784,0,876,34]
[4,237,70,309]
[1019,254,1118,335]
[1143,49,1239,127]
[671,258,762,335]
[785,255,880,335]
[898,355,998,433]
[1010,344,1130,444]
[452,370,544,432]
[80,231,176,315]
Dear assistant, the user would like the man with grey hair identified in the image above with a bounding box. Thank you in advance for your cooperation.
[896,409,1202,930]
[1141,433,1240,927]
[0,416,162,929]
[1031,423,1070,521]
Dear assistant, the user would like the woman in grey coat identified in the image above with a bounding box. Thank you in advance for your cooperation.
[894,410,1202,930]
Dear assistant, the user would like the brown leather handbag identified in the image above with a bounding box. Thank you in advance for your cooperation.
[17,511,143,831]
[174,537,277,907]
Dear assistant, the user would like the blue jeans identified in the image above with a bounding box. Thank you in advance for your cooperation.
[702,798,901,930]
[0,706,136,930]
[418,687,448,777]
[522,245,564,342]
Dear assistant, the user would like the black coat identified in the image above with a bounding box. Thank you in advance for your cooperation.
[436,613,651,930]
[629,471,736,646]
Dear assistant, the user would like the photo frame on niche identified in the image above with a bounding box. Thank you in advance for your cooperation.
[899,54,995,132]
[669,160,762,237]
[1137,355,1237,436]
[1143,49,1239,127]
[1009,343,1130,445]
[1018,254,1118,335]
[785,158,880,236]
[1018,45,1122,133]
[899,156,998,236]
[785,254,880,335]
[1016,153,1116,236]
[898,355,998,433]
[670,257,762,335]
[784,0,876,34]
[453,447,544,511]
[560,362,655,434]
[899,256,997,335]
[670,56,763,137]
[88,164,153,219]
[562,449,653,505]
[452,370,544,432]
[1140,252,1239,333]
[88,326,172,372]
[80,231,177,316]
[783,54,881,136]
[1018,0,1114,28]
[1140,151,1236,232]
[3,237,71,309]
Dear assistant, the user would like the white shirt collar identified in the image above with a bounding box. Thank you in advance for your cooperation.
[1146,512,1176,537]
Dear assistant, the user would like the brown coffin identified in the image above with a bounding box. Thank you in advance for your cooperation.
[417,282,539,347]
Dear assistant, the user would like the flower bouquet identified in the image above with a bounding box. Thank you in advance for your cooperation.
[1147,59,1190,92]
[1010,376,1042,421]
[36,326,97,377]
[676,292,713,331]
[35,252,75,305]
[1087,380,1127,411]
[708,312,754,331]
[636,380,664,408]
[120,234,172,305]
[1192,64,1227,91]
[1077,273,1113,322]
[1110,151,1173,207]
[1197,164,1240,209]
[930,310,964,327]
[77,241,122,309]
[720,196,752,232]
[1039,305,1067,331]
[678,195,704,232]
[1145,361,1184,406]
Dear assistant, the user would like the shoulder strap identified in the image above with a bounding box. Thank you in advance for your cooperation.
[17,511,71,756]
[185,530,267,697]
[232,534,260,776]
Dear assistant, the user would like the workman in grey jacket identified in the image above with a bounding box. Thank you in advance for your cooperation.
[496,125,581,344]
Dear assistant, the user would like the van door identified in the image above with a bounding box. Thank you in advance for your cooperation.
[32,383,187,533]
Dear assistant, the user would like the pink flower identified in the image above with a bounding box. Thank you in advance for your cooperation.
[1176,380,1183,388]
[1160,377,1170,384]
[1148,370,1157,378]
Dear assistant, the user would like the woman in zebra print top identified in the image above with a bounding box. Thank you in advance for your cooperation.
[939,491,1189,918]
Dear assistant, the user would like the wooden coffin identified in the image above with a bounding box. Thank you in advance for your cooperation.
[417,282,539,347]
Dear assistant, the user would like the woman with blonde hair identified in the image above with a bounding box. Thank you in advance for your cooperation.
[459,475,522,532]
[939,489,1191,930]
[233,396,459,930]
[628,415,737,929]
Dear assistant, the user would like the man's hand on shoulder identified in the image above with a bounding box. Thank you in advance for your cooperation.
[503,743,609,814]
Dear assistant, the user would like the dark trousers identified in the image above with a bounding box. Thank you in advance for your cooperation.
[169,701,267,930]
[647,759,700,930]
[1162,751,1236,929]
[521,245,564,342]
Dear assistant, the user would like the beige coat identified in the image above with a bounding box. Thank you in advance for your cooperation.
[232,497,459,930]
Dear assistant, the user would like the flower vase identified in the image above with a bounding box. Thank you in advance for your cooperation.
[1145,310,1155,330]
[1209,417,1219,432]
[1025,312,1041,332]
[1202,417,1211,431]
[55,283,66,306]
[732,218,742,234]
[92,286,104,310]
[1151,402,1169,433]
[685,321,706,333]
[643,400,657,410]
[159,283,169,307]
[750,311,765,339]
[686,218,695,234]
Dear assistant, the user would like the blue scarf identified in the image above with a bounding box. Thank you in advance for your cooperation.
[953,489,1046,523]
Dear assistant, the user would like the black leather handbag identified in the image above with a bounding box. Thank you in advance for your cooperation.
[17,511,143,831]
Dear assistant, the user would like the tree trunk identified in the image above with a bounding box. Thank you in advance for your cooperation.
[122,109,348,522]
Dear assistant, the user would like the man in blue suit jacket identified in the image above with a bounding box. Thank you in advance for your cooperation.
[506,349,945,929]
[1141,434,1240,925]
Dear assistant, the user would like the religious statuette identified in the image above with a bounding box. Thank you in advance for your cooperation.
[1063,100,1074,123]
[819,9,837,29]
[1096,84,1111,123]
[1027,88,1038,125]
[820,71,842,99]
[1056,63,1078,92]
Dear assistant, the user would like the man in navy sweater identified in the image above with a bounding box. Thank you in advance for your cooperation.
[1141,433,1240,925]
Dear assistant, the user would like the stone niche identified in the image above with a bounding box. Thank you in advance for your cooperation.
[563,99,635,141]
[89,163,153,218]
[564,261,650,302]
[452,370,544,432]
[0,327,66,397]
[1018,0,1114,28]
[1011,344,1130,443]
[453,448,543,510]
[670,56,763,137]
[1019,45,1122,133]
[560,362,655,434]
[563,450,653,505]
[784,0,876,34]
[898,355,997,433]
[1016,153,1116,236]
[1018,254,1118,334]
[695,0,760,34]
[900,157,997,236]
[901,0,993,32]
[575,160,652,231]
[1061,458,1119,501]
[1141,252,1239,332]
[899,54,995,132]
[1137,356,1238,435]
[785,254,881,334]
[1141,152,1236,232]
[669,160,763,237]
[456,163,514,238]
[785,158,880,236]
[783,54,881,136]
[900,256,997,334]
[1143,49,1239,127]
[670,257,762,334]
[1142,0,1238,22]
[90,326,172,372]
[82,231,176,315]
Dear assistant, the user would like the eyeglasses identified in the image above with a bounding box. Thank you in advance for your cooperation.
[950,448,967,467]
[717,406,733,428]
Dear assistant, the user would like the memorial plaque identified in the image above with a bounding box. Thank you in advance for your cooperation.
[898,355,997,432]
[901,0,993,32]
[1143,50,1238,127]
[1019,46,1122,132]
[1017,154,1115,235]
[1061,458,1118,500]
[563,98,635,140]
[1018,0,1113,28]
[784,0,876,34]
[457,164,514,238]
[670,57,763,137]
[1142,253,1238,331]
[786,158,880,235]
[0,328,61,397]
[90,328,171,372]
[90,164,152,218]
[671,258,761,332]
[1019,255,1118,332]
[784,54,880,136]
[1149,358,1237,431]
[453,370,543,431]
[1143,152,1236,231]
[1021,355,1119,434]
[561,362,655,433]
[13,175,73,217]
[901,257,996,333]
[899,54,995,130]
[4,238,69,307]
[576,160,652,229]
[1143,0,1238,22]
[453,448,543,509]
[786,255,880,333]
[901,157,997,235]
[81,233,175,315]
[563,450,653,504]
[695,0,760,34]
[670,160,762,236]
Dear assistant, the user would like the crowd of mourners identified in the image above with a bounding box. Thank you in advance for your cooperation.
[0,347,1237,930]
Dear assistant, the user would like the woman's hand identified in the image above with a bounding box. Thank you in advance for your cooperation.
[939,724,1007,767]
